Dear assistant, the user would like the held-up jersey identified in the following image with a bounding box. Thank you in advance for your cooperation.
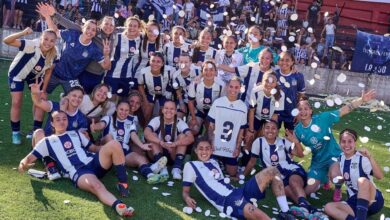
[339,152,376,198]
[207,96,248,158]
[32,130,93,180]
[8,39,54,81]
[147,117,190,142]
[183,159,234,212]
[249,86,285,120]
[106,33,142,79]
[101,116,137,155]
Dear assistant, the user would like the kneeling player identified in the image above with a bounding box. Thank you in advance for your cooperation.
[19,111,134,217]
[182,137,296,220]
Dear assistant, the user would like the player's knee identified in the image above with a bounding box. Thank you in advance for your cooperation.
[11,97,22,108]
[89,181,105,193]
[324,202,335,215]
[357,177,369,188]
[258,167,280,181]
[107,140,122,152]
[32,129,45,146]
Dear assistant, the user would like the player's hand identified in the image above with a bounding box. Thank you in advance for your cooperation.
[285,129,298,143]
[102,39,111,56]
[358,148,371,159]
[36,2,53,18]
[40,91,48,100]
[60,97,69,111]
[140,143,152,151]
[30,78,43,94]
[184,196,197,209]
[361,89,376,103]
[22,27,33,36]
[233,148,240,158]
[18,161,34,173]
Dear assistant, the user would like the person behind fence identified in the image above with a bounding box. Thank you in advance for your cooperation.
[324,128,384,220]
[182,137,296,220]
[294,90,376,202]
[36,3,111,94]
[18,110,135,217]
[3,27,57,145]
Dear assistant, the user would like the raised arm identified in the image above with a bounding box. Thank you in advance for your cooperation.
[3,27,33,47]
[285,129,304,158]
[99,39,112,70]
[36,2,60,37]
[339,90,376,117]
[359,148,384,180]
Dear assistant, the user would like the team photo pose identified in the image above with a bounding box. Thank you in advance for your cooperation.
[324,129,384,220]
[3,27,57,144]
[90,101,168,186]
[137,51,176,123]
[104,16,143,97]
[207,77,247,178]
[294,90,376,201]
[79,83,116,120]
[214,35,243,83]
[187,61,223,136]
[182,137,296,220]
[18,111,134,217]
[37,3,111,94]
[144,100,194,180]
[191,28,217,66]
[163,25,191,69]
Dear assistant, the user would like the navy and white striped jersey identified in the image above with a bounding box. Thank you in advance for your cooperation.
[147,116,190,142]
[235,64,265,105]
[101,115,136,155]
[187,79,224,114]
[137,41,163,74]
[32,130,93,180]
[91,0,104,13]
[172,66,201,103]
[339,152,375,198]
[249,86,285,120]
[183,159,234,212]
[251,137,294,167]
[16,0,27,4]
[106,34,142,79]
[163,41,191,68]
[207,96,247,158]
[192,47,217,64]
[8,39,54,81]
[137,65,175,99]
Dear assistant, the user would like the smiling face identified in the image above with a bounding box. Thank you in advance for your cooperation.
[195,140,213,162]
[116,102,130,120]
[93,85,109,103]
[226,79,241,100]
[223,36,236,53]
[278,52,294,73]
[101,17,115,35]
[262,121,278,142]
[67,89,83,108]
[40,31,57,53]
[150,55,164,73]
[82,21,98,41]
[340,133,356,157]
[202,62,216,81]
[125,19,140,39]
[248,26,262,45]
[259,50,273,70]
[147,24,159,42]
[51,111,68,134]
[128,95,141,114]
[179,55,191,73]
[297,100,313,122]
[199,30,212,48]
[172,27,185,44]
[162,101,177,121]
[262,73,277,92]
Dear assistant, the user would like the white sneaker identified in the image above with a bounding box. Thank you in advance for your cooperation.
[172,168,182,180]
[47,166,61,181]
[150,156,167,174]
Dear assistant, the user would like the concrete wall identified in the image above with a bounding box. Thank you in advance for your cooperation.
[1,28,390,104]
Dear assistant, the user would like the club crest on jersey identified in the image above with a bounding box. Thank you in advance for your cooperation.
[64,141,73,149]
[154,86,162,94]
[343,172,350,180]
[164,135,172,142]
[130,47,135,52]
[310,137,318,145]
[174,57,179,63]
[118,129,125,135]
[262,108,270,114]
[234,197,244,206]
[82,51,89,57]
[271,154,278,162]
[204,98,211,104]
[351,162,358,169]
[72,121,78,128]
[70,43,75,47]
[34,65,42,72]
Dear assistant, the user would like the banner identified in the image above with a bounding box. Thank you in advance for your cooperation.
[151,0,174,17]
[198,4,225,27]
[351,30,390,75]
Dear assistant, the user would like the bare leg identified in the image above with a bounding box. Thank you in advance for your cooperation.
[305,178,321,195]
[324,202,354,220]
[288,175,306,203]
[77,174,117,206]
[243,203,271,220]
[10,92,23,129]
[98,140,126,169]
[32,129,45,148]
[125,152,149,168]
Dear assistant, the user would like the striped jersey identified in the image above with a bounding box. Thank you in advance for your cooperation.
[137,65,175,98]
[172,66,201,103]
[249,86,285,120]
[163,41,191,68]
[235,63,265,105]
[147,117,190,142]
[187,79,224,114]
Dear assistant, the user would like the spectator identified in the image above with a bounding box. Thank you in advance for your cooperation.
[321,17,336,56]
[306,0,321,29]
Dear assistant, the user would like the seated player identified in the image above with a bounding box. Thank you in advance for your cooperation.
[144,100,194,180]
[90,101,168,185]
[182,137,296,220]
[325,129,384,220]
[18,111,134,217]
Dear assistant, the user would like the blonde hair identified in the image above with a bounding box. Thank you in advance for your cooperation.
[123,16,144,36]
[41,29,58,67]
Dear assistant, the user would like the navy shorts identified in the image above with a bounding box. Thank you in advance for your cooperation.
[224,176,265,219]
[46,73,81,94]
[15,2,27,10]
[277,115,295,130]
[212,155,238,166]
[145,93,166,106]
[72,153,109,187]
[104,76,137,97]
[78,70,104,94]
[8,74,42,92]
[4,1,11,10]
[346,190,384,216]
[277,164,307,187]
[253,117,267,131]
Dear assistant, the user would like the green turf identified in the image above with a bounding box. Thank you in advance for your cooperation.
[0,59,389,219]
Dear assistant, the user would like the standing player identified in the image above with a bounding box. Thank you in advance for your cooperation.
[191,28,217,66]
[104,16,143,97]
[18,111,135,217]
[187,61,223,136]
[182,137,296,220]
[3,27,57,144]
[324,129,384,220]
[276,51,306,131]
[171,53,201,119]
[207,77,247,178]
